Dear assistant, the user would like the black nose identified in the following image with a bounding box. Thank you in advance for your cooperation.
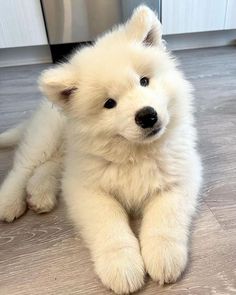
[135,106,158,129]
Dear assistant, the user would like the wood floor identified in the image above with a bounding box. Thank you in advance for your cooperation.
[0,46,236,295]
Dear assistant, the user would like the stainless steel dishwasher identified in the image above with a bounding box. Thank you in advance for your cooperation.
[41,0,161,62]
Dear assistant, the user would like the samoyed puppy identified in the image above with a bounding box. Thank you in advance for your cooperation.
[0,6,202,294]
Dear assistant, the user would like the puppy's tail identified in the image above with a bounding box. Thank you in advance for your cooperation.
[0,121,27,148]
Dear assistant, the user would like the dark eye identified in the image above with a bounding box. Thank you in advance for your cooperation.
[140,77,149,87]
[104,98,117,109]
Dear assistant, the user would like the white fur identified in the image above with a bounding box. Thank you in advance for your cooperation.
[0,100,65,221]
[0,121,26,148]
[0,6,202,294]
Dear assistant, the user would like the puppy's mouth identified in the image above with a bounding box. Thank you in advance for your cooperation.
[146,126,162,138]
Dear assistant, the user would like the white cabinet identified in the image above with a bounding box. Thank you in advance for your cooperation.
[225,0,236,29]
[162,0,228,35]
[0,0,47,48]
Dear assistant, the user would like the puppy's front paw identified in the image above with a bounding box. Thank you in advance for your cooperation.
[26,176,57,214]
[26,192,56,214]
[141,236,188,285]
[94,247,145,294]
[0,192,26,222]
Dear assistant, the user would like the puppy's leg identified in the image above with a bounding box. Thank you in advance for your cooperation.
[26,155,62,214]
[0,169,28,222]
[140,181,200,285]
[0,100,65,222]
[65,187,145,294]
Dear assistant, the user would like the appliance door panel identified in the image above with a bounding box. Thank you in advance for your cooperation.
[42,0,160,44]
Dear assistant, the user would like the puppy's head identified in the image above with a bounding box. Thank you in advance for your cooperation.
[40,5,192,145]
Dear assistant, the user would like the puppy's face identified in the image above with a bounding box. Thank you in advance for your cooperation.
[40,6,187,144]
[71,44,171,144]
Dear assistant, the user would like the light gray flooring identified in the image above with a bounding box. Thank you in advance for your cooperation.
[0,46,236,295]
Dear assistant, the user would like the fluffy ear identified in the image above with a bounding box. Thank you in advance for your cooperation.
[39,64,77,106]
[125,5,162,47]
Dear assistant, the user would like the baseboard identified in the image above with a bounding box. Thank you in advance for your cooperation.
[0,30,236,67]
[0,45,52,67]
[164,30,236,51]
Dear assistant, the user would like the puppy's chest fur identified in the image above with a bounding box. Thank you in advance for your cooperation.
[99,156,168,212]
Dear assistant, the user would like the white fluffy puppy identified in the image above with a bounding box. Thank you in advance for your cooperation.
[0,6,202,294]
